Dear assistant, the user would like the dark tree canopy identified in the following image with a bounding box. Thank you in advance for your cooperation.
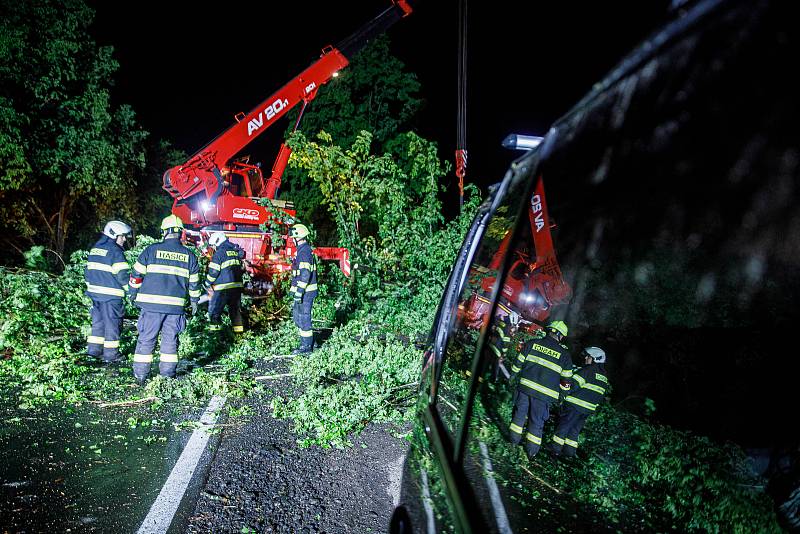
[0,0,149,259]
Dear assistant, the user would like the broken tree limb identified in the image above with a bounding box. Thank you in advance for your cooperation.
[98,396,157,408]
[255,373,294,381]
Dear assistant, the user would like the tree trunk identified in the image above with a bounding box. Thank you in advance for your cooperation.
[54,193,73,258]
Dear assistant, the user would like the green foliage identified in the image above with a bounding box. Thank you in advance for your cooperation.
[0,0,151,259]
[288,129,479,307]
[577,405,781,532]
[281,36,422,241]
[271,314,422,448]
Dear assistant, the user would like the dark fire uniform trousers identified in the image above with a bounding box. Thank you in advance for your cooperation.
[510,334,573,456]
[129,235,200,379]
[290,240,318,350]
[551,363,609,456]
[84,235,130,361]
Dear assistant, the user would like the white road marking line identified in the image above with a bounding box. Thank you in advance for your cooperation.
[420,469,437,534]
[479,441,513,534]
[387,454,405,506]
[137,395,226,534]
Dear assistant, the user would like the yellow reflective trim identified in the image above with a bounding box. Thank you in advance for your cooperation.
[511,365,521,373]
[519,378,559,399]
[159,353,178,363]
[212,282,243,291]
[122,284,129,291]
[189,289,202,297]
[489,345,502,358]
[552,435,565,445]
[220,259,241,269]
[208,262,221,271]
[565,396,597,411]
[525,354,562,374]
[89,248,108,257]
[135,293,186,306]
[232,326,244,333]
[299,261,314,270]
[133,353,153,363]
[87,336,105,344]
[296,281,308,288]
[573,374,587,387]
[582,383,606,394]
[299,330,313,337]
[103,340,120,348]
[86,261,113,272]
[525,433,542,445]
[189,273,200,283]
[111,262,129,274]
[305,284,317,292]
[596,373,609,383]
[564,438,579,448]
[133,261,147,274]
[509,423,523,435]
[86,284,125,297]
[561,369,574,378]
[147,264,190,278]
[208,324,223,331]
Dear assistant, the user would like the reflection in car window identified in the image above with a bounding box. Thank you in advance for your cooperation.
[436,171,532,439]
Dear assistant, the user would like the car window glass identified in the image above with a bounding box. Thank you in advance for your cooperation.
[436,173,531,439]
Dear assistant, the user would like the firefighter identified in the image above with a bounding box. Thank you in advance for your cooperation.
[129,215,201,384]
[488,312,513,380]
[509,320,573,459]
[549,346,610,458]
[84,220,132,363]
[205,232,245,335]
[289,223,317,354]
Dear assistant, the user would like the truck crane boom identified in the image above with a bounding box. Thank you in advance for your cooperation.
[160,1,413,294]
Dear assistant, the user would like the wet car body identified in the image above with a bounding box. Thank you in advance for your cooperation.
[391,0,799,531]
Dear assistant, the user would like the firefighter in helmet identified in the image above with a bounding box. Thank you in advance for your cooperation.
[549,346,610,457]
[205,231,245,335]
[129,215,201,384]
[509,319,573,459]
[289,223,317,354]
[85,220,132,363]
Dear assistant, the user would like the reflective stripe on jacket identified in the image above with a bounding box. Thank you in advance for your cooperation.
[206,241,244,291]
[130,236,200,314]
[290,240,317,300]
[84,235,129,301]
[565,363,609,413]
[512,334,573,403]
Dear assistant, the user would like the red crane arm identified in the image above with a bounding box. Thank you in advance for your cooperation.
[162,1,413,206]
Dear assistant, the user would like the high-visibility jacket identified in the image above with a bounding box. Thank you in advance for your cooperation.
[290,240,317,300]
[512,334,573,404]
[489,317,511,359]
[129,236,201,314]
[84,235,129,301]
[565,363,609,413]
[205,241,244,291]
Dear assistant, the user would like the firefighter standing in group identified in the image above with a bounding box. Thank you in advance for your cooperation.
[549,346,610,457]
[509,320,573,459]
[205,232,246,335]
[289,223,317,354]
[84,220,132,363]
[129,215,201,384]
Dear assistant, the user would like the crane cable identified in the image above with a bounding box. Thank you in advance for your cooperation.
[456,0,468,211]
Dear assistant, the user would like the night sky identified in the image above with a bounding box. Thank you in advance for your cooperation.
[87,1,671,196]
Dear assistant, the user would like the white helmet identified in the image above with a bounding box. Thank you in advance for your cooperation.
[103,220,132,239]
[208,232,227,247]
[584,346,606,363]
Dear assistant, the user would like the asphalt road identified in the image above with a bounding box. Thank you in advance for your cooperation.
[185,358,409,533]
